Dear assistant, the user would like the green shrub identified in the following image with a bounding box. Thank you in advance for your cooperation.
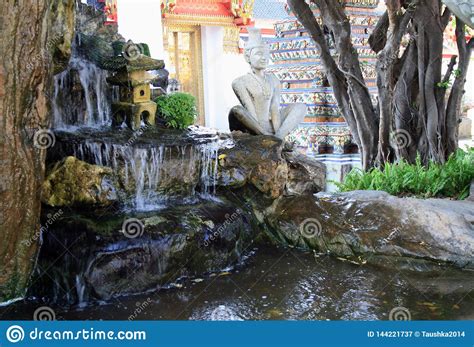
[155,92,197,129]
[336,148,474,200]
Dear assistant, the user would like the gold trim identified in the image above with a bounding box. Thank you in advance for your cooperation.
[223,26,240,54]
[163,15,236,27]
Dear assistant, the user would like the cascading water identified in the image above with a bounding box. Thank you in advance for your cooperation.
[75,275,87,307]
[52,34,111,129]
[71,137,224,210]
[48,4,227,211]
[199,141,221,197]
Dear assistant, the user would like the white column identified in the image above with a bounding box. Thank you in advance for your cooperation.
[201,26,221,128]
[201,26,249,130]
[116,0,164,59]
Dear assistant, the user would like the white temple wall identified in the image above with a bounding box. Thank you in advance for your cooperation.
[116,0,165,59]
[201,26,249,131]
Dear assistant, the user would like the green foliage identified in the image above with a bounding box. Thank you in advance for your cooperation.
[155,93,197,129]
[436,81,451,89]
[454,68,462,78]
[336,148,474,200]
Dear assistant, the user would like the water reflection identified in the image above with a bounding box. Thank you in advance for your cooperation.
[0,247,473,321]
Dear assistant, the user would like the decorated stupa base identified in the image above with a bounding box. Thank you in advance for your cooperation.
[269,0,381,155]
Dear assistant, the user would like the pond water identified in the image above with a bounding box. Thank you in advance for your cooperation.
[1,247,473,321]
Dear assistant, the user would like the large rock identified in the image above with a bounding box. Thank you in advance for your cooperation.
[31,200,259,303]
[42,156,117,208]
[33,132,327,303]
[217,135,288,198]
[0,0,75,303]
[265,191,474,270]
[48,0,76,74]
[217,134,326,198]
[467,180,474,202]
[283,152,326,195]
[47,131,327,207]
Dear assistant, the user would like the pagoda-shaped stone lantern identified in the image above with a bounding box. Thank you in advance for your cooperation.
[106,46,165,130]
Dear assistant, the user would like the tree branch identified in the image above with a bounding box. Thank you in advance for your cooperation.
[468,37,474,50]
[376,0,418,164]
[310,0,378,168]
[286,0,368,159]
[440,6,451,30]
[445,17,473,155]
[442,55,457,84]
[369,11,389,53]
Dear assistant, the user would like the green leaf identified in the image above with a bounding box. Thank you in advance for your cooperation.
[155,92,197,129]
[336,148,474,200]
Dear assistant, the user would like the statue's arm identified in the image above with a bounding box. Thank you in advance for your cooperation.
[232,80,259,122]
[269,74,281,131]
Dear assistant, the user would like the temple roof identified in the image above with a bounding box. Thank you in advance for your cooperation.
[163,0,234,18]
[161,0,254,26]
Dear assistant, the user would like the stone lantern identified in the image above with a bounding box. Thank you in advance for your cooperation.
[107,53,165,130]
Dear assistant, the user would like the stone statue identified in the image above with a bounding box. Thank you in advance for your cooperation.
[229,28,306,139]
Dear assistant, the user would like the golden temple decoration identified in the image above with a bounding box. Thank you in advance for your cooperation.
[163,16,236,27]
[161,0,177,14]
[234,0,254,25]
[231,0,239,16]
[161,0,256,123]
[223,26,241,54]
[162,0,254,26]
[163,24,205,125]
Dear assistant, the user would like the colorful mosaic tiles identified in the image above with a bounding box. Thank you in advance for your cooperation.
[274,11,380,37]
[268,35,374,53]
[271,0,381,154]
[267,61,377,84]
[286,124,355,154]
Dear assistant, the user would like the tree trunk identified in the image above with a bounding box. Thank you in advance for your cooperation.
[287,0,378,169]
[314,0,379,169]
[446,19,474,156]
[392,42,419,162]
[0,0,74,302]
[376,0,414,164]
[290,0,472,169]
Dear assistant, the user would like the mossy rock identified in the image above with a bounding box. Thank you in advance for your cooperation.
[32,199,262,303]
[42,156,117,208]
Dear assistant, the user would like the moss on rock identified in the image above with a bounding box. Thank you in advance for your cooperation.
[42,156,117,207]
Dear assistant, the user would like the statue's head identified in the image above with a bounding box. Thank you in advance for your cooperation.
[244,28,270,70]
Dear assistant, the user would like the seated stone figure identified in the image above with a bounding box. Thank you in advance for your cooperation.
[229,28,306,139]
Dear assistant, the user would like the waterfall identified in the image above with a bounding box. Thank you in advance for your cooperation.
[72,139,222,210]
[75,275,87,307]
[112,85,120,102]
[52,70,68,128]
[199,141,220,197]
[52,35,111,129]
